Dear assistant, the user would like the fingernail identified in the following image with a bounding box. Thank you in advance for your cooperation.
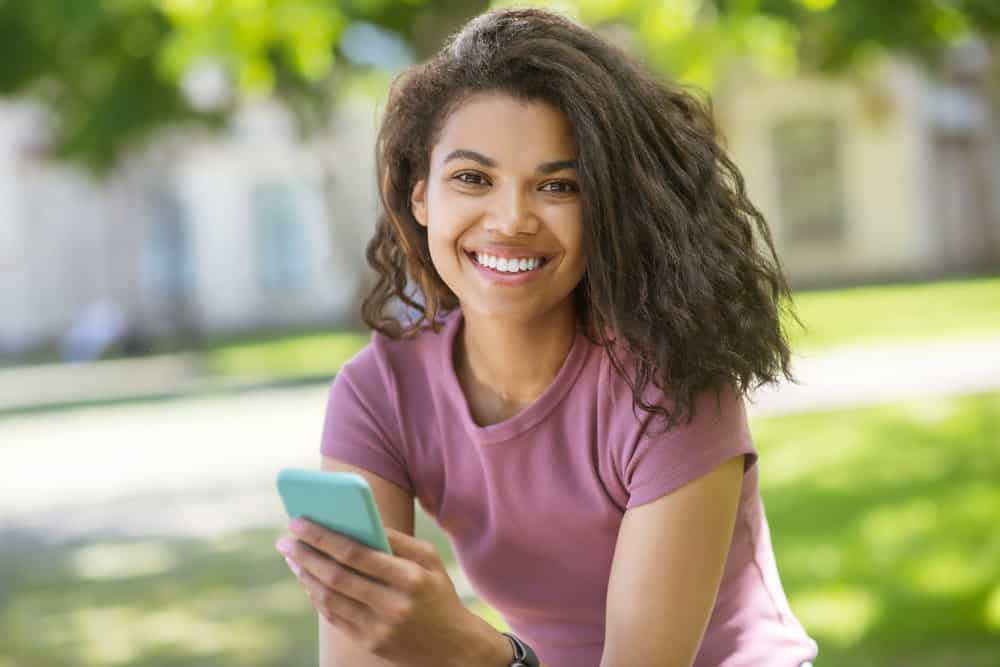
[284,556,302,576]
[275,538,292,554]
[290,518,307,534]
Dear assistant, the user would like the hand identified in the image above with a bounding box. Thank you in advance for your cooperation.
[276,518,497,667]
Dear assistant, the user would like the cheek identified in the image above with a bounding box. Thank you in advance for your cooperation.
[554,209,585,262]
[425,182,469,237]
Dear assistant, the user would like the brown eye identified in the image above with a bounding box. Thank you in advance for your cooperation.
[541,180,578,193]
[455,172,489,186]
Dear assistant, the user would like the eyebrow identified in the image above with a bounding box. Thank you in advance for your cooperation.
[442,149,577,174]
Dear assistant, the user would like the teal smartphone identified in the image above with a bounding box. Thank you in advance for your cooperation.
[276,468,392,555]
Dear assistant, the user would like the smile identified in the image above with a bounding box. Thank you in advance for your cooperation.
[467,251,549,274]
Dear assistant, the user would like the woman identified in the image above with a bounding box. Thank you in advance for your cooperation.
[276,7,820,666]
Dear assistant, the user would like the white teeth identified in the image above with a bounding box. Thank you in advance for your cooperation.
[473,252,544,273]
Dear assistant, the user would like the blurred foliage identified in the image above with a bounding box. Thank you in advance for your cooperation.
[2,389,997,665]
[0,0,487,171]
[501,0,1000,89]
[0,0,207,169]
[1,0,998,170]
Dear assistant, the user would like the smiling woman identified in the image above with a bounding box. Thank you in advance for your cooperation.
[277,6,820,667]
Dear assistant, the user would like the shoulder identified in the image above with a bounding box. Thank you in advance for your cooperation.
[599,343,757,508]
[593,337,753,457]
[335,311,456,397]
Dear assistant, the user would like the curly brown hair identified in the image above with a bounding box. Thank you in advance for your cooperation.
[361,6,801,432]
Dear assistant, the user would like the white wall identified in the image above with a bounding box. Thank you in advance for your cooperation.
[0,102,113,355]
[168,97,378,335]
[718,58,936,283]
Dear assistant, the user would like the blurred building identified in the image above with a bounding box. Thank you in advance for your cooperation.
[0,97,378,358]
[716,40,999,288]
[1,41,998,359]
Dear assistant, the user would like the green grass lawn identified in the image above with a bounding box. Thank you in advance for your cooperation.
[1,390,997,666]
[786,275,1000,352]
[202,330,369,381]
[197,276,1000,382]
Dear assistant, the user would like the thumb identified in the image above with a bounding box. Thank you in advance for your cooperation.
[385,527,443,571]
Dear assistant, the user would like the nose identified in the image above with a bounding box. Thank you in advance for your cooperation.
[483,185,539,236]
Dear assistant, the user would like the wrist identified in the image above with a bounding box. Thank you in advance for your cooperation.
[453,610,513,667]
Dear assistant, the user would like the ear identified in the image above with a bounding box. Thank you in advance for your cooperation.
[410,179,428,228]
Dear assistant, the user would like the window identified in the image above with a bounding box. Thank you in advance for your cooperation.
[252,181,310,293]
[771,116,846,246]
[143,191,194,299]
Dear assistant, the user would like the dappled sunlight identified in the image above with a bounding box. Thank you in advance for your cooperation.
[186,580,308,617]
[789,585,880,648]
[857,497,941,568]
[902,396,959,425]
[3,591,76,649]
[66,605,141,666]
[781,543,845,582]
[68,540,180,580]
[0,526,319,666]
[753,390,1000,663]
[62,604,286,666]
[751,417,870,488]
[902,548,993,597]
[984,584,1000,632]
[211,531,257,553]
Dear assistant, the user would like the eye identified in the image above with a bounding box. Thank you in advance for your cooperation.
[540,180,578,194]
[454,171,490,186]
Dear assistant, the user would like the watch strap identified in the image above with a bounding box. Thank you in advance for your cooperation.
[501,631,540,667]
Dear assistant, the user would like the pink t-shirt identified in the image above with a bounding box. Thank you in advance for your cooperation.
[320,308,819,667]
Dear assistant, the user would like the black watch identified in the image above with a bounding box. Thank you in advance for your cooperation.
[501,632,540,667]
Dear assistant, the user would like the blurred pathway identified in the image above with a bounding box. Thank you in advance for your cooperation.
[748,336,1000,416]
[1,335,998,544]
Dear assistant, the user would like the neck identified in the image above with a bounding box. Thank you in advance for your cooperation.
[456,304,578,409]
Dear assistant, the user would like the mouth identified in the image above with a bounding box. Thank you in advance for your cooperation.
[465,250,551,275]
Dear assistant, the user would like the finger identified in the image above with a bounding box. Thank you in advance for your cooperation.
[385,528,443,571]
[290,538,402,611]
[297,565,368,638]
[291,519,423,591]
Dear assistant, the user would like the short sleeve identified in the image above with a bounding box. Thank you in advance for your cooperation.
[319,343,414,494]
[620,382,758,510]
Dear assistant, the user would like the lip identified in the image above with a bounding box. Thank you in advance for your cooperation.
[464,250,552,286]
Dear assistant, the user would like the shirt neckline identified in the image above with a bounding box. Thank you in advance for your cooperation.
[439,308,590,446]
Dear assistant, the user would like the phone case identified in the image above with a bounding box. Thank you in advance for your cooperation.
[276,468,393,554]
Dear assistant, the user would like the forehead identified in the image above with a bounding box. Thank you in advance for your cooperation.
[431,91,576,165]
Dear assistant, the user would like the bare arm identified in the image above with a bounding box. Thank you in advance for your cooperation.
[599,454,745,667]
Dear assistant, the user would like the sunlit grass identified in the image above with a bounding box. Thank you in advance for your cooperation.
[203,331,369,380]
[786,275,1000,352]
[68,540,179,580]
[752,390,1000,665]
[1,390,997,666]
[790,585,881,647]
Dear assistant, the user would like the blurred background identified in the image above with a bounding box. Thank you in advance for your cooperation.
[1,0,999,665]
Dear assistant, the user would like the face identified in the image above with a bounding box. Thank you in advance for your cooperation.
[410,91,586,325]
